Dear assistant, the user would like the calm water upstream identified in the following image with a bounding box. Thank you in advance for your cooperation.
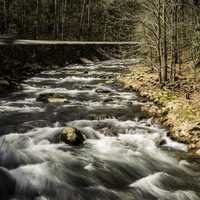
[0,60,200,200]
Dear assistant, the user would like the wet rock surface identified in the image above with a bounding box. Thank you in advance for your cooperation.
[36,93,69,103]
[60,127,85,145]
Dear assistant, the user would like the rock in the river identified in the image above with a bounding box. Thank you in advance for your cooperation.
[95,87,112,94]
[83,70,89,74]
[91,56,99,62]
[103,97,113,103]
[158,139,167,146]
[36,93,69,103]
[60,127,85,145]
[0,79,21,90]
[0,79,10,89]
[105,80,114,84]
[196,149,200,156]
[80,57,93,64]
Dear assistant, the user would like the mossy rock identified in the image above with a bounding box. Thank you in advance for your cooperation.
[60,127,85,146]
[0,79,22,90]
[36,93,68,103]
[0,79,10,89]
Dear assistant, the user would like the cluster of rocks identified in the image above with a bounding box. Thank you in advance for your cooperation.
[0,62,51,91]
[0,79,21,90]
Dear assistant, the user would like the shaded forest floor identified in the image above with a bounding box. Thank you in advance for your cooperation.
[119,64,200,156]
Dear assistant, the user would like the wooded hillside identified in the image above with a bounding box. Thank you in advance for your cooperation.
[138,0,200,83]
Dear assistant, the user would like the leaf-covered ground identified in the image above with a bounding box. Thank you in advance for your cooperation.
[119,65,200,156]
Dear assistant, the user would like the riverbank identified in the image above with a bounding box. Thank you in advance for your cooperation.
[0,44,109,91]
[119,64,200,156]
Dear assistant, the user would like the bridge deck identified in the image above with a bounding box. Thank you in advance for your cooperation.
[0,40,141,46]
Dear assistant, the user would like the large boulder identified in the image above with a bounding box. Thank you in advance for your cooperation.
[0,79,10,89]
[0,79,21,90]
[60,127,85,146]
[36,93,69,103]
[79,57,93,64]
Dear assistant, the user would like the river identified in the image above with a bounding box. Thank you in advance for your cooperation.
[0,60,200,200]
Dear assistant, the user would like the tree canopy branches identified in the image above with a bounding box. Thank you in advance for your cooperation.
[0,0,138,41]
[138,0,200,82]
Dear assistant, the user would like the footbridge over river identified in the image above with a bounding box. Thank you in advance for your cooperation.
[0,40,141,69]
[0,39,141,46]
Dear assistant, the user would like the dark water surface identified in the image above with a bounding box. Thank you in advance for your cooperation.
[0,60,200,200]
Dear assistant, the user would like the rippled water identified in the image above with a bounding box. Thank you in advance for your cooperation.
[0,60,200,200]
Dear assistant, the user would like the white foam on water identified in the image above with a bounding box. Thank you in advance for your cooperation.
[41,70,61,75]
[25,77,58,83]
[129,172,199,200]
[83,101,127,110]
[12,162,63,195]
[129,173,170,198]
[2,98,35,106]
[26,127,61,141]
[1,59,199,200]
[68,118,163,134]
[116,92,137,100]
[84,163,95,171]
[0,105,45,113]
[89,71,118,76]
[84,134,154,176]
[162,136,187,151]
[63,65,98,70]
[0,127,77,166]
[179,160,200,176]
[173,190,200,200]
[37,88,95,97]
[57,76,100,83]
[21,84,46,93]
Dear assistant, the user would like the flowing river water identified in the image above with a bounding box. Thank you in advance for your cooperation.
[0,60,200,200]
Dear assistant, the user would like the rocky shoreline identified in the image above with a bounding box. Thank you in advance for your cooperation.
[0,43,113,91]
[0,58,103,92]
[119,65,200,156]
[0,62,59,91]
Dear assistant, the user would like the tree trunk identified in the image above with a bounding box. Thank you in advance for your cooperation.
[163,0,168,82]
[158,0,162,83]
[170,0,178,81]
[54,0,58,39]
[35,0,39,39]
[80,0,87,40]
[3,0,8,33]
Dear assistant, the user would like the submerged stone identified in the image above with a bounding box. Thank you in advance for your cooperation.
[79,58,93,64]
[95,88,112,94]
[0,79,22,90]
[0,79,10,89]
[103,97,114,103]
[60,127,85,146]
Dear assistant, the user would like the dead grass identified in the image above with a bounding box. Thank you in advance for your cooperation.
[119,64,200,155]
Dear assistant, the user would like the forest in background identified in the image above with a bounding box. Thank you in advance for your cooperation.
[139,0,200,83]
[1,0,200,82]
[0,0,138,41]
